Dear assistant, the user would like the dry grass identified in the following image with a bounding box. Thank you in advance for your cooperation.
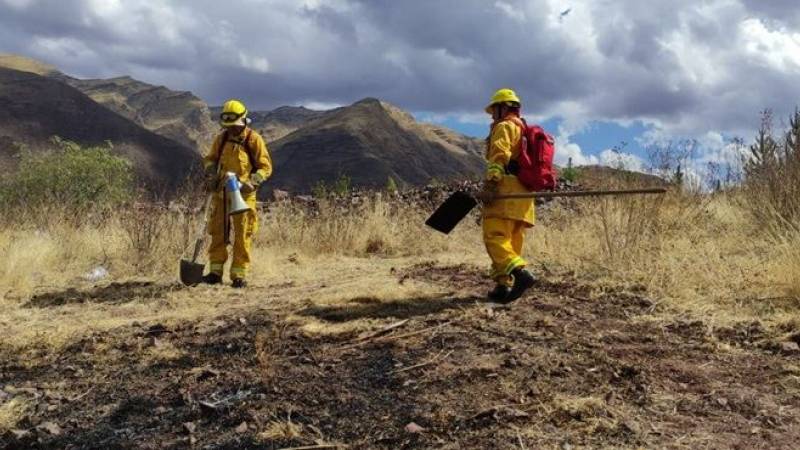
[1,187,799,352]
[257,418,304,441]
[0,397,31,433]
[141,340,186,364]
[533,190,800,326]
[549,395,621,434]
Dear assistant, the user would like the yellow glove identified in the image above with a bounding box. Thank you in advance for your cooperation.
[485,163,504,182]
[250,172,265,186]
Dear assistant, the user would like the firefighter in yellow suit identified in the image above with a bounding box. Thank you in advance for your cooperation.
[202,99,272,288]
[482,88,536,303]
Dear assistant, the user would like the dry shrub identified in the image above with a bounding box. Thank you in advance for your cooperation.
[741,109,800,236]
[772,230,800,301]
[257,196,454,256]
[0,193,457,303]
[534,185,798,322]
[257,419,304,441]
[117,202,201,275]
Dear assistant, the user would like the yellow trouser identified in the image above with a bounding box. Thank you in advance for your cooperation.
[483,217,527,286]
[207,191,258,280]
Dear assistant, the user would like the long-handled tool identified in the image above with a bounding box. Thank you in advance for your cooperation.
[180,195,213,286]
[425,187,668,234]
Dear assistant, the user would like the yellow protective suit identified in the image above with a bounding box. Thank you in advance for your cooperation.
[483,115,535,286]
[203,127,272,280]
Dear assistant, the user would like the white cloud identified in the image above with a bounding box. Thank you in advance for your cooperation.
[741,18,800,72]
[554,127,598,167]
[494,1,526,22]
[300,100,344,110]
[238,52,270,74]
[1,0,799,145]
[1,0,34,10]
[599,149,645,171]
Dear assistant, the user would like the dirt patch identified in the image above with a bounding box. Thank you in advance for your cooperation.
[298,294,479,322]
[25,281,182,308]
[2,264,799,449]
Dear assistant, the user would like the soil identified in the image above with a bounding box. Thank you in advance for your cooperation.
[2,264,799,449]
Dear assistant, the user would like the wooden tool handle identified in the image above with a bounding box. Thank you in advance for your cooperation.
[494,187,667,200]
[190,195,214,263]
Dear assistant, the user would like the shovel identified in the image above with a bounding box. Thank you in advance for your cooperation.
[180,195,213,286]
[425,187,668,234]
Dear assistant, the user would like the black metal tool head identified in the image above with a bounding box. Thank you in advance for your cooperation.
[180,259,205,286]
[425,191,478,234]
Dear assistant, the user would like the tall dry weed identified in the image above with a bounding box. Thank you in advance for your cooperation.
[257,195,457,256]
[534,186,799,322]
[742,109,800,236]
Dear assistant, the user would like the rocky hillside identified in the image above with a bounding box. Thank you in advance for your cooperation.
[0,67,199,187]
[265,98,485,195]
[60,75,216,152]
[211,105,329,143]
[0,54,496,195]
[0,54,58,76]
[0,54,215,153]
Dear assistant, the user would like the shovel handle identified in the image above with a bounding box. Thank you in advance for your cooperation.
[190,195,214,263]
[191,238,204,262]
[494,187,667,199]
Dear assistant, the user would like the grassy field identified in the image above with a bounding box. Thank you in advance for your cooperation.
[2,187,798,344]
[1,186,799,448]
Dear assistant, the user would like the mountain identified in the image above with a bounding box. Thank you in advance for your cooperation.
[0,67,199,188]
[265,98,485,194]
[60,75,216,152]
[1,54,487,195]
[210,105,329,142]
[0,54,59,76]
[0,54,216,153]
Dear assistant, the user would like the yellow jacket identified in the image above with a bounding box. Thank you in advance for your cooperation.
[483,115,535,226]
[203,127,272,190]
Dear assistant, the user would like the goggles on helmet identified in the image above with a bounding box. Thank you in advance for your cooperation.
[220,112,244,122]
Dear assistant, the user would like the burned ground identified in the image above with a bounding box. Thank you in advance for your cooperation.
[2,264,799,449]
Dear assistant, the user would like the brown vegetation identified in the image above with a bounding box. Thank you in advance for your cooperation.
[4,109,800,447]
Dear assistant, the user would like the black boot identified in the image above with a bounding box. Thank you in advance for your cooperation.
[504,268,536,303]
[231,278,247,289]
[487,284,510,302]
[202,273,222,285]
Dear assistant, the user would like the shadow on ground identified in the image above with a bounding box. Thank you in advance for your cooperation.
[297,294,481,322]
[25,281,182,308]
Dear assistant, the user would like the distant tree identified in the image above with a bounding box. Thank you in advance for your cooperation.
[742,108,800,234]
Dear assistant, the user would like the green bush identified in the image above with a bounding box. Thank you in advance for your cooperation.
[0,138,134,215]
[312,173,352,198]
[560,166,579,183]
[386,176,398,193]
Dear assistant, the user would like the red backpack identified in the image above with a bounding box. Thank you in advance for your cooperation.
[510,118,558,191]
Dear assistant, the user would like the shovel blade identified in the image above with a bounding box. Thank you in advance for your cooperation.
[425,191,478,234]
[180,259,205,286]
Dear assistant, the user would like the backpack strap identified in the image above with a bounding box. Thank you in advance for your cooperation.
[504,116,527,175]
[217,128,258,173]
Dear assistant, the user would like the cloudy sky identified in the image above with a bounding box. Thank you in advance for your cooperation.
[2,0,799,173]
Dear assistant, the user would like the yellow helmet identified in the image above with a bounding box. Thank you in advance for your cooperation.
[485,88,521,113]
[220,99,248,127]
